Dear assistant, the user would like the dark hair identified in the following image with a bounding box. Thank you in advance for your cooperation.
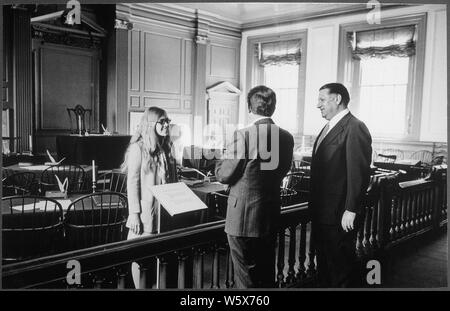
[247,85,276,117]
[319,83,350,107]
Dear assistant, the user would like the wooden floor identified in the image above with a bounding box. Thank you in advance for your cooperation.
[382,228,448,288]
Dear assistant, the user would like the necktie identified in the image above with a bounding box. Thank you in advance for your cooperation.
[315,122,330,153]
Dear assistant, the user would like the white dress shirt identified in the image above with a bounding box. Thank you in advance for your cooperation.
[325,108,350,136]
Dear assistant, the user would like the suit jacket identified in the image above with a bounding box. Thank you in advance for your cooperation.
[215,118,294,237]
[126,143,178,233]
[310,113,372,225]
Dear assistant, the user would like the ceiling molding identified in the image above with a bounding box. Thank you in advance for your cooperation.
[116,3,241,39]
[241,4,410,30]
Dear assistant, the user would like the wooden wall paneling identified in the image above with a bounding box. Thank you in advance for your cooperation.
[2,6,13,110]
[206,36,240,88]
[143,32,182,95]
[129,29,140,94]
[12,7,33,153]
[116,26,129,134]
[106,25,116,132]
[193,38,208,144]
[127,21,195,116]
[39,45,97,130]
[33,41,100,154]
[2,7,15,154]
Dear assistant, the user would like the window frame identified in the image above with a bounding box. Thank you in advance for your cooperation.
[337,13,427,141]
[246,30,308,138]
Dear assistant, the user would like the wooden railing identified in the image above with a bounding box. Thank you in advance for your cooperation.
[356,166,447,260]
[2,167,446,289]
[2,203,313,289]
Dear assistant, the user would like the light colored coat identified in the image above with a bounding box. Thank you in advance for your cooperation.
[126,143,176,233]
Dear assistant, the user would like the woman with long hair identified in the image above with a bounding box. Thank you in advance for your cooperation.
[121,106,177,288]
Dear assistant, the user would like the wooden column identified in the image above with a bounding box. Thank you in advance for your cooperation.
[192,15,209,145]
[12,7,33,153]
[107,19,130,134]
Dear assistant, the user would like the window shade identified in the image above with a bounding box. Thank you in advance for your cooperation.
[348,25,416,59]
[255,39,302,66]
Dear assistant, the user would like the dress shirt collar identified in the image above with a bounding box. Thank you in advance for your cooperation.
[327,108,350,133]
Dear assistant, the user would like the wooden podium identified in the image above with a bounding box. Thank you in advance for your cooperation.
[150,182,208,288]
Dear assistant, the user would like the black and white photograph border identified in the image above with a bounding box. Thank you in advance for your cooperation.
[0,0,448,294]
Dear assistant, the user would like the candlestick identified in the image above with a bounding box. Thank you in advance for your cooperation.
[78,116,82,135]
[92,160,96,193]
[29,135,33,154]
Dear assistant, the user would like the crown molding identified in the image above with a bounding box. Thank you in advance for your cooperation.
[241,4,411,30]
[116,3,241,39]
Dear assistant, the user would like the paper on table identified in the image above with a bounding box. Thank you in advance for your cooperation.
[12,201,50,211]
[20,165,50,171]
[150,182,208,217]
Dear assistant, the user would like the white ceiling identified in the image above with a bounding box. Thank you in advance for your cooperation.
[172,3,371,24]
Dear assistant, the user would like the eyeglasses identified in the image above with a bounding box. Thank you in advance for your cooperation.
[156,118,171,125]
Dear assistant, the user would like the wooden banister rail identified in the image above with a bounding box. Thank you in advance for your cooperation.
[2,166,446,289]
[2,203,310,289]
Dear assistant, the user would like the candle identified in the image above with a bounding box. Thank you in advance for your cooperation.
[92,160,96,182]
[29,135,33,153]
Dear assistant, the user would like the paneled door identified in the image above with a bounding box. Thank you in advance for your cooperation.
[33,40,99,153]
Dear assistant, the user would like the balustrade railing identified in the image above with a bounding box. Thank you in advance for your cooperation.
[2,167,446,289]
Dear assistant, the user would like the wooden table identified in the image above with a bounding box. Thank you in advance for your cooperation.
[4,163,93,175]
[2,193,93,214]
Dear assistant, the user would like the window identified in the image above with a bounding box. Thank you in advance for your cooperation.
[338,15,426,140]
[264,64,299,133]
[248,32,307,137]
[359,56,410,137]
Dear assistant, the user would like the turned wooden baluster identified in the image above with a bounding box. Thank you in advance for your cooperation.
[306,224,316,278]
[433,180,441,228]
[211,244,220,289]
[193,247,205,289]
[138,259,151,289]
[276,229,286,287]
[225,247,235,289]
[399,195,406,237]
[422,189,428,226]
[388,195,395,241]
[417,191,424,229]
[425,189,431,225]
[376,199,383,248]
[404,194,411,234]
[369,198,378,252]
[415,190,421,229]
[408,192,415,232]
[286,225,297,285]
[394,196,401,239]
[363,204,371,256]
[414,191,420,229]
[177,251,187,289]
[93,272,105,289]
[427,188,433,224]
[356,220,364,258]
[115,265,128,289]
[158,256,168,289]
[296,221,307,280]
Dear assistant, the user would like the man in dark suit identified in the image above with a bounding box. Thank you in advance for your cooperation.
[215,85,294,288]
[310,83,372,287]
